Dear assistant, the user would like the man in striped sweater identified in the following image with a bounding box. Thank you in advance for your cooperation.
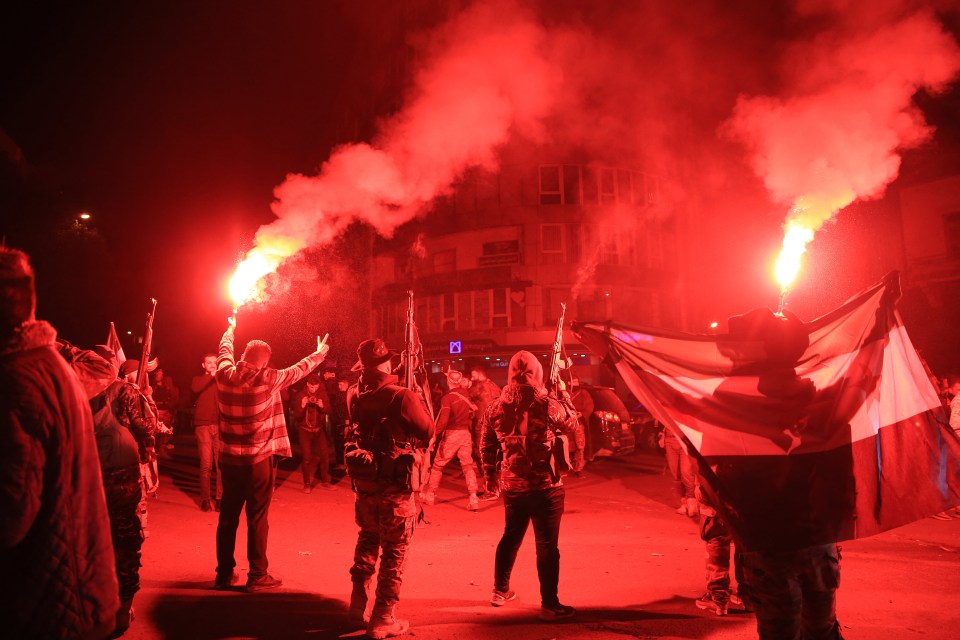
[213,314,330,592]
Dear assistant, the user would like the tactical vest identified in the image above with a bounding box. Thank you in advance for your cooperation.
[90,380,141,470]
[346,383,426,493]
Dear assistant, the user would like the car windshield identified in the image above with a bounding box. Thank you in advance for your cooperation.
[590,388,629,422]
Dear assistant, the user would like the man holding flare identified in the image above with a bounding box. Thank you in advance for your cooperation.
[213,311,330,592]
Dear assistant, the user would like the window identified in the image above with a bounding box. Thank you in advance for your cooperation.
[474,290,491,328]
[510,288,526,327]
[492,288,509,328]
[617,169,632,204]
[433,249,455,273]
[539,165,562,205]
[599,168,616,205]
[601,236,619,265]
[544,288,569,325]
[457,291,473,330]
[442,292,456,331]
[539,165,582,205]
[541,224,563,265]
[479,239,520,266]
[428,296,441,333]
[631,171,646,205]
[582,166,598,204]
[563,165,582,205]
[567,224,581,264]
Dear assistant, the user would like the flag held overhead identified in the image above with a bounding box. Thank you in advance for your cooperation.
[573,272,960,553]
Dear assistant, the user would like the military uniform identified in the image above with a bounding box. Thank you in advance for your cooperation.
[422,385,479,508]
[345,339,434,639]
[91,377,156,627]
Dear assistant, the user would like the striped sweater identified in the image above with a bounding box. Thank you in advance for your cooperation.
[216,328,325,465]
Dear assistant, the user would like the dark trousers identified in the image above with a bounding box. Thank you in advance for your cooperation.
[103,466,145,602]
[494,486,565,607]
[300,427,330,485]
[216,457,275,578]
[743,544,842,640]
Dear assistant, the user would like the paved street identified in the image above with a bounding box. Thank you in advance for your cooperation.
[124,436,960,639]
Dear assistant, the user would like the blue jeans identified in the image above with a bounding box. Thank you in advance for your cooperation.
[494,486,565,607]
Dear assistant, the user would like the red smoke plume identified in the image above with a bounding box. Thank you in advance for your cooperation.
[230,0,560,306]
[726,4,960,283]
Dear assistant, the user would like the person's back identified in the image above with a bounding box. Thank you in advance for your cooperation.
[215,335,302,465]
[482,381,568,492]
[345,338,434,639]
[479,350,577,620]
[0,247,119,639]
[211,316,327,592]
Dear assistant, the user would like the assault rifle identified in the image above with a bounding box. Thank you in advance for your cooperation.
[136,297,161,499]
[402,291,436,511]
[136,298,158,394]
[546,302,574,480]
[402,290,435,418]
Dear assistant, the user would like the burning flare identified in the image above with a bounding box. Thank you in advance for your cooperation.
[775,221,814,292]
[228,249,283,309]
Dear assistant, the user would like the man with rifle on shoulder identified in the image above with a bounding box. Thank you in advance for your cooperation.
[344,292,434,639]
[344,338,434,638]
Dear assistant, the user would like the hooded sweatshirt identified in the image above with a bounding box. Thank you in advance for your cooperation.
[479,350,576,492]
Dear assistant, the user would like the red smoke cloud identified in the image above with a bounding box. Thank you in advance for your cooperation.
[230,0,561,305]
[726,5,960,237]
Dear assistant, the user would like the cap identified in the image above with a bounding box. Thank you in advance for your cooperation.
[352,338,399,371]
[119,359,139,377]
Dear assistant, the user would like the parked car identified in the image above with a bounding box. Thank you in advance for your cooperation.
[625,402,663,451]
[570,384,636,462]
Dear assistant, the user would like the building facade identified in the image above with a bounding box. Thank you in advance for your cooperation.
[369,156,684,385]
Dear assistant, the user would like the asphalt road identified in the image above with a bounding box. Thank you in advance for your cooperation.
[124,435,960,639]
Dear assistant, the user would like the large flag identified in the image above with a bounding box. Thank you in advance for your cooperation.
[574,272,960,552]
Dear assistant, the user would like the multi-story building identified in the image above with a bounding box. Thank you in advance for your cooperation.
[369,152,684,385]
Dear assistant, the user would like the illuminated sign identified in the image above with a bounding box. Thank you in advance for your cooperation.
[449,341,463,354]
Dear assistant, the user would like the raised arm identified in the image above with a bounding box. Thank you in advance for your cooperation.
[217,318,237,375]
[273,336,330,391]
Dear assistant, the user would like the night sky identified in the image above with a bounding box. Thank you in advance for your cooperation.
[3,1,960,384]
[0,1,398,380]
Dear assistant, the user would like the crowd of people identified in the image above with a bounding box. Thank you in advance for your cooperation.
[4,243,957,640]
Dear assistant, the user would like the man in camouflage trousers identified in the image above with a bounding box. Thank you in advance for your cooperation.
[91,357,158,635]
[345,338,434,639]
[421,370,480,510]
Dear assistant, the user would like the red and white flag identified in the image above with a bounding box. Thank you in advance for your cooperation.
[574,272,960,552]
[105,321,127,367]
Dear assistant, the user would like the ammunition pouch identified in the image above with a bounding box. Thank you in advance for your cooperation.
[345,442,425,493]
[344,442,378,484]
